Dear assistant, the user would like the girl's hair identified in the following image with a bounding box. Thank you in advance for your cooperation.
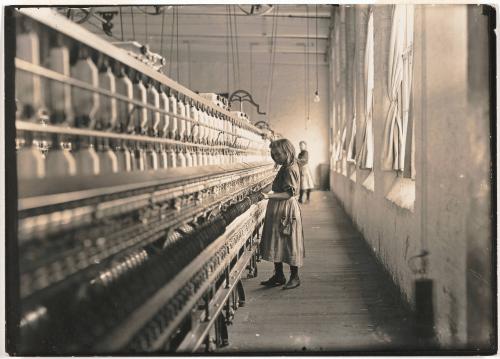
[270,138,296,166]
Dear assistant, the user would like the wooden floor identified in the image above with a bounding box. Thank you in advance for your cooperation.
[220,191,416,354]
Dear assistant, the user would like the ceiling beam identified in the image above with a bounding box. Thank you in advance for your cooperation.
[88,5,333,19]
[99,33,330,40]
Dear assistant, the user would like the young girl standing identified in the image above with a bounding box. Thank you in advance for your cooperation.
[297,141,315,204]
[260,139,305,289]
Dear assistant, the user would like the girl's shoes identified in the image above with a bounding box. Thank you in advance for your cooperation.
[260,273,286,287]
[283,276,300,290]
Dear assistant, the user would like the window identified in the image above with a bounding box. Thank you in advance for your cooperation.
[381,4,415,179]
[383,4,415,211]
[357,8,374,171]
[346,48,357,167]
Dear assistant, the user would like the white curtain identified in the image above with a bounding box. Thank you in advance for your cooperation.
[381,5,414,172]
[333,129,341,162]
[347,116,356,163]
[347,49,357,164]
[405,8,416,179]
[340,123,348,162]
[357,8,374,169]
[331,20,343,168]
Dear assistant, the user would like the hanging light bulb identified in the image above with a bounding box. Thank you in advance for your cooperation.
[313,5,320,104]
[314,89,320,103]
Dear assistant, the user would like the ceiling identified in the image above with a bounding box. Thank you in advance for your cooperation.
[66,5,333,59]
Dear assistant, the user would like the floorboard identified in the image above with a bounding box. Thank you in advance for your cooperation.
[220,191,416,354]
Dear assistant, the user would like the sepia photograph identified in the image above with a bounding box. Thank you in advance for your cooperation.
[2,2,497,355]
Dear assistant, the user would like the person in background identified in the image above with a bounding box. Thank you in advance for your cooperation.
[297,141,315,204]
[259,139,305,289]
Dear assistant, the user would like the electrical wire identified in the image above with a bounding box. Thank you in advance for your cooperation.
[227,5,233,89]
[265,6,279,119]
[145,10,148,45]
[187,41,192,88]
[229,6,235,88]
[226,5,230,94]
[304,43,308,129]
[249,43,253,95]
[269,6,279,106]
[271,7,279,75]
[232,6,239,89]
[264,15,275,116]
[119,6,124,41]
[168,8,175,78]
[304,6,308,127]
[266,12,277,82]
[226,6,230,94]
[131,6,135,41]
[160,9,166,56]
[315,4,319,94]
[306,5,311,128]
[228,6,237,91]
[232,5,241,89]
[176,7,180,82]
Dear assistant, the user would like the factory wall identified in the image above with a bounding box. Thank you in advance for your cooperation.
[171,51,331,188]
[329,5,493,349]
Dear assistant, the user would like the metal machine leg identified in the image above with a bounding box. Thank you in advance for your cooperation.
[215,313,229,347]
[204,335,210,352]
[224,298,234,325]
[236,280,245,307]
[253,254,258,277]
[246,254,257,278]
[203,293,211,322]
[225,266,230,288]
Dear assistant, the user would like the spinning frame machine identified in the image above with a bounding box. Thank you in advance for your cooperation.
[10,8,275,354]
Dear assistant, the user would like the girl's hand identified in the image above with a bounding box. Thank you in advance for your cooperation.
[261,192,270,199]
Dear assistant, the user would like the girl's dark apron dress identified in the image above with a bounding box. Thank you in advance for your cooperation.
[260,161,305,267]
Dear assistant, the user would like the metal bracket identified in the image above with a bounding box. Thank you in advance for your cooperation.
[253,120,275,139]
[97,11,117,36]
[228,90,266,115]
